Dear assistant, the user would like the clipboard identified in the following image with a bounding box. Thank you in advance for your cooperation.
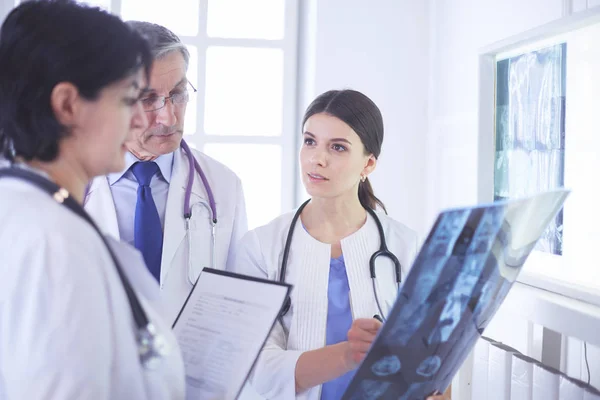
[172,267,291,400]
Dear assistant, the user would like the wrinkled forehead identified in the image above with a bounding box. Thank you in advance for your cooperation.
[146,51,187,94]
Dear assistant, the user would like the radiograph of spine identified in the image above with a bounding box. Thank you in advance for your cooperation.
[475,277,512,331]
[472,266,501,330]
[425,210,472,257]
[427,208,505,344]
[383,210,471,346]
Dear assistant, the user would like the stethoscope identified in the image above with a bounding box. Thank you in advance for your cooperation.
[82,139,218,286]
[278,199,402,322]
[180,139,218,285]
[0,166,169,369]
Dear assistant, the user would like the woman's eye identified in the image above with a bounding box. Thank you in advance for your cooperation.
[332,144,347,152]
[304,138,315,145]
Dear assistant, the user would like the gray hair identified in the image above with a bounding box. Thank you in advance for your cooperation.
[126,21,190,70]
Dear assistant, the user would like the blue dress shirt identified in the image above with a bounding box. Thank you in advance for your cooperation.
[107,151,174,246]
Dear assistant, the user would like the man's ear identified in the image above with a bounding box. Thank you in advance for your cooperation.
[50,82,80,127]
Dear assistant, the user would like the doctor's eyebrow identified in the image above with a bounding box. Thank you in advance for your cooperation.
[172,78,187,90]
[141,78,188,96]
[303,131,353,146]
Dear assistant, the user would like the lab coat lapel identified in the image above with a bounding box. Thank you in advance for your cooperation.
[160,147,208,283]
[160,148,187,283]
[84,176,120,240]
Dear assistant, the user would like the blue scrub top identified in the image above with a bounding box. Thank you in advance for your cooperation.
[320,254,356,399]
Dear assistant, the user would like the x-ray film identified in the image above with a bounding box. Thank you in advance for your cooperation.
[342,189,570,400]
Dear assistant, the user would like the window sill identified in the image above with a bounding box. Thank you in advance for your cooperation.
[515,250,600,308]
[500,280,600,347]
[518,269,600,308]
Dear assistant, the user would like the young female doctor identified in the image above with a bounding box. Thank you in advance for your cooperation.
[0,1,184,398]
[233,89,450,400]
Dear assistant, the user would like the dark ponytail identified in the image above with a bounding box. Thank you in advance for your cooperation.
[358,177,387,214]
[302,89,388,213]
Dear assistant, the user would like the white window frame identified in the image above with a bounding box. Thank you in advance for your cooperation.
[477,6,600,307]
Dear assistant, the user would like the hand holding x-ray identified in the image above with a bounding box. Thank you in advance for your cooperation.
[345,318,384,368]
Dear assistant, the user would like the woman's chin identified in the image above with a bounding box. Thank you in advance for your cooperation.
[105,150,127,175]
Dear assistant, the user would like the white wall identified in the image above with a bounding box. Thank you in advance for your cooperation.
[428,0,600,389]
[296,0,430,235]
[0,0,13,23]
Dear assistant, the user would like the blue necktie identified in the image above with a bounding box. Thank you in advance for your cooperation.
[132,161,163,282]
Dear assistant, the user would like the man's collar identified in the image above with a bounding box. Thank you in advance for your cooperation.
[107,151,174,185]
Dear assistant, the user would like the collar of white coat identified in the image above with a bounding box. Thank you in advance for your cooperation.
[6,162,52,180]
[281,209,412,353]
[106,151,174,186]
[170,145,212,201]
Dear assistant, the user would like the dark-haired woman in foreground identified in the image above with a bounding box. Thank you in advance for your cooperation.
[0,1,184,398]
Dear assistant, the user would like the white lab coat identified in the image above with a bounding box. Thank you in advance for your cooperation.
[83,146,263,400]
[84,146,248,325]
[232,210,420,400]
[0,173,185,399]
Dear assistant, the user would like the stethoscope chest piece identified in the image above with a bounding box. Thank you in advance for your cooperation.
[138,323,171,370]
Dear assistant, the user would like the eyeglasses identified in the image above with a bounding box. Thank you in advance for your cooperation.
[140,81,197,112]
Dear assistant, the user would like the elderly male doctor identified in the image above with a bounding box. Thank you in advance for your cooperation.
[84,21,260,398]
[85,20,247,322]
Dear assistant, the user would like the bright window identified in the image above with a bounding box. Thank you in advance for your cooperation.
[206,0,285,40]
[121,0,200,36]
[204,46,284,136]
[204,143,282,230]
